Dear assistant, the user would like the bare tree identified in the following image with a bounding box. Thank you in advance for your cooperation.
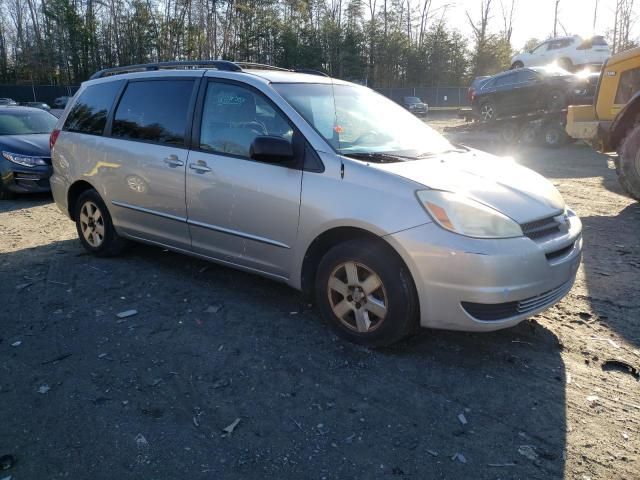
[500,0,515,43]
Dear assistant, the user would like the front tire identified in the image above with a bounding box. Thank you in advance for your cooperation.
[511,61,524,69]
[74,189,126,256]
[0,185,15,200]
[618,125,640,200]
[315,239,418,347]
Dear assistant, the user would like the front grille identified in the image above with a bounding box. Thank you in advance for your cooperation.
[521,216,561,240]
[461,280,573,321]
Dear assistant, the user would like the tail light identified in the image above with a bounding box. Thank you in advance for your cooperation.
[468,88,476,102]
[49,129,60,151]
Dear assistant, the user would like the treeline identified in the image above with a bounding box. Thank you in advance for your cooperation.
[0,0,517,87]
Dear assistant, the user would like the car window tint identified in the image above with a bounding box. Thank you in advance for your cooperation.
[532,42,547,53]
[516,70,537,83]
[200,82,293,158]
[64,80,123,135]
[615,67,640,105]
[112,80,194,146]
[592,36,608,46]
[494,74,516,86]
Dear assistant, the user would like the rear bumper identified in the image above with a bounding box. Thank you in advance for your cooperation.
[385,214,582,332]
[0,160,52,193]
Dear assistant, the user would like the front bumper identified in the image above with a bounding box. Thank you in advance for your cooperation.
[385,215,582,332]
[0,160,52,194]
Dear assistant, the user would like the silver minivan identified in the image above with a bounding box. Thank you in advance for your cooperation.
[50,61,583,346]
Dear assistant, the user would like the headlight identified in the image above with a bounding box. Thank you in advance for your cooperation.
[2,151,48,167]
[417,190,523,239]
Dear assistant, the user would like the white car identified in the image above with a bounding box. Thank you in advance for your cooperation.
[511,35,610,71]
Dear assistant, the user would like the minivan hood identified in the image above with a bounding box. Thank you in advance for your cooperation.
[370,151,565,223]
[0,134,50,157]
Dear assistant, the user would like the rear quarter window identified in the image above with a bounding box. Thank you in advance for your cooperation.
[63,80,123,135]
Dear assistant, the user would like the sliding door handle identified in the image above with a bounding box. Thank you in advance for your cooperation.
[164,155,184,167]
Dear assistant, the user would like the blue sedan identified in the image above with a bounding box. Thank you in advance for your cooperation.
[0,107,58,199]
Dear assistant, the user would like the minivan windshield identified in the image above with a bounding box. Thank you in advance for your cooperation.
[0,110,57,135]
[273,83,453,159]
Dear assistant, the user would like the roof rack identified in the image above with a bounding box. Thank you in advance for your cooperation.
[89,60,332,80]
[234,62,291,72]
[89,60,242,80]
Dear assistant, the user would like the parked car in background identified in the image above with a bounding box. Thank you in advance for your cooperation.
[50,61,582,347]
[400,96,428,116]
[0,98,18,106]
[472,66,595,121]
[511,35,610,72]
[53,96,71,109]
[24,101,51,111]
[0,107,58,199]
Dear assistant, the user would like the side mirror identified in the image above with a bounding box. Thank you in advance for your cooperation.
[250,136,293,164]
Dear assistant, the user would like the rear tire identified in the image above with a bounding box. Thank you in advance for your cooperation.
[499,123,521,144]
[542,122,569,148]
[520,124,540,145]
[511,61,524,69]
[617,125,640,200]
[315,239,418,347]
[479,101,497,122]
[74,189,127,256]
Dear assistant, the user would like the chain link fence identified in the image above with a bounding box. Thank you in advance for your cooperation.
[0,85,80,106]
[374,87,469,109]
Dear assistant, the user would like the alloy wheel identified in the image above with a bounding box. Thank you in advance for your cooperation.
[480,104,494,121]
[327,261,388,333]
[79,201,105,247]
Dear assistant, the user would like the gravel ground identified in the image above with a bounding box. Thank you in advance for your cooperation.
[1,114,639,479]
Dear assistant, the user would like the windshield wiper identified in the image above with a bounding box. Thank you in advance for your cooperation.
[415,148,468,158]
[342,152,414,163]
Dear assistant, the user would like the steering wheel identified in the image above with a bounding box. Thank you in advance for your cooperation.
[353,129,380,145]
[239,121,267,135]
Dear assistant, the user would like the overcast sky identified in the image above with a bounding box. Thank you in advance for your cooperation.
[439,0,620,50]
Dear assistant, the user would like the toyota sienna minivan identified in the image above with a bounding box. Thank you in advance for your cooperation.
[50,61,583,346]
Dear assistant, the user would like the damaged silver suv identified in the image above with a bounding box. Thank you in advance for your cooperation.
[50,61,582,346]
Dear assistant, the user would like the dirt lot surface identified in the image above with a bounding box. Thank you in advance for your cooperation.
[1,114,639,479]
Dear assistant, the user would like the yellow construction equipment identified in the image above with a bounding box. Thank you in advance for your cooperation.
[566,47,640,199]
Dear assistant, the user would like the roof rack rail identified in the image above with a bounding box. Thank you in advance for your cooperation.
[293,68,329,77]
[89,60,242,80]
[234,62,291,72]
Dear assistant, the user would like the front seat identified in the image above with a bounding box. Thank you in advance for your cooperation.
[202,92,267,157]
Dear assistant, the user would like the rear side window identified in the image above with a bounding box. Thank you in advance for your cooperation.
[592,36,608,46]
[494,74,516,86]
[112,80,195,146]
[615,68,640,105]
[516,70,538,83]
[64,80,123,135]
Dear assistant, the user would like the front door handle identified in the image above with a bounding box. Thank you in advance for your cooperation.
[189,160,211,173]
[164,155,184,168]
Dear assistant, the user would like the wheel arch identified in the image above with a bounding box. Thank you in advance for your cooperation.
[299,226,418,306]
[67,180,97,220]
